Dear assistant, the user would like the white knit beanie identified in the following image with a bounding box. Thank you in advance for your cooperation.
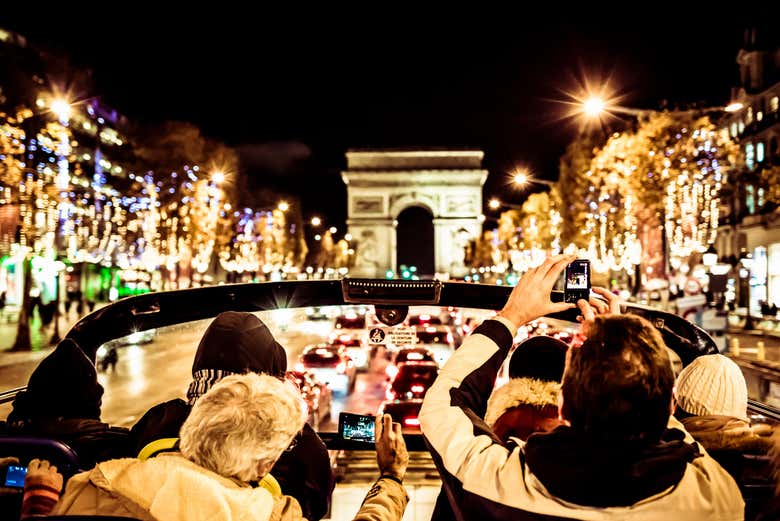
[675,354,748,421]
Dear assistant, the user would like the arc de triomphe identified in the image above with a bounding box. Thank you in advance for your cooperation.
[342,149,487,279]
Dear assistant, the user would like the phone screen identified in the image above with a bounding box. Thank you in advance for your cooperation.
[3,465,27,488]
[338,412,375,442]
[564,259,591,303]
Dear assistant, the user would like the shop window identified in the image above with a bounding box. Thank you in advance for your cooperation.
[757,141,765,163]
[771,96,779,113]
[745,142,755,170]
[746,184,755,215]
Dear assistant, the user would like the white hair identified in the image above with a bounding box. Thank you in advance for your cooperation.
[179,372,307,482]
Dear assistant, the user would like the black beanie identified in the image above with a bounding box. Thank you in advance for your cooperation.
[8,338,103,422]
[508,335,569,382]
[191,311,287,377]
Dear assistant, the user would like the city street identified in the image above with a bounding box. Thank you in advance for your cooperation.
[0,311,389,430]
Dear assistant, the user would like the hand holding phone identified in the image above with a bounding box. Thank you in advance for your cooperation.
[564,259,591,304]
[339,412,376,443]
[0,463,27,489]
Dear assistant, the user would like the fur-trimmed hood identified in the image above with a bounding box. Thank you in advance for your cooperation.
[485,377,559,427]
[681,415,774,454]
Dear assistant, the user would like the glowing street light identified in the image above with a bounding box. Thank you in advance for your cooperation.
[724,102,744,113]
[583,96,606,118]
[488,198,501,210]
[278,201,290,212]
[49,98,72,123]
[212,171,226,184]
[513,172,529,186]
[329,226,337,234]
[310,216,321,227]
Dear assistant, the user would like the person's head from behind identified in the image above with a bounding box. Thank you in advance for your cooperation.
[509,335,568,382]
[9,339,103,423]
[560,314,674,444]
[187,311,287,405]
[179,372,306,483]
[674,354,748,422]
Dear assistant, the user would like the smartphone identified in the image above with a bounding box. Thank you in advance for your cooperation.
[0,464,27,489]
[564,259,591,304]
[338,412,375,443]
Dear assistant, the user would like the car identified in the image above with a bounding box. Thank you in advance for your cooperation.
[386,361,438,401]
[287,370,332,427]
[378,399,424,431]
[296,343,356,395]
[305,306,335,321]
[386,347,437,380]
[330,333,370,370]
[414,325,456,366]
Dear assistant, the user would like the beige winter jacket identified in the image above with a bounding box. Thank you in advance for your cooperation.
[51,452,408,521]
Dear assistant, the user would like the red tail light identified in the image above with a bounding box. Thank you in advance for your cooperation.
[403,417,420,427]
[411,384,425,394]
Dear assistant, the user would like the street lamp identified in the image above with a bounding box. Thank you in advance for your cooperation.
[583,96,606,118]
[277,201,289,212]
[212,171,225,184]
[49,98,72,124]
[739,250,755,330]
[310,216,321,227]
[329,226,337,234]
[513,171,554,188]
[488,198,501,210]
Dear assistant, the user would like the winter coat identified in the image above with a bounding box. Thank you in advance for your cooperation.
[50,452,408,521]
[129,312,334,521]
[419,318,745,521]
[484,377,563,442]
[682,415,776,520]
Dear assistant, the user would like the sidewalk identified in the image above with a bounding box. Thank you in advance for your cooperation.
[0,309,86,364]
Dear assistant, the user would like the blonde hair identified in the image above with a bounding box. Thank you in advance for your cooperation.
[179,372,306,482]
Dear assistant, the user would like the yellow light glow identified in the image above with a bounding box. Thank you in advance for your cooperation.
[278,201,289,212]
[513,172,529,186]
[212,171,225,184]
[488,198,501,210]
[49,98,72,121]
[311,216,321,226]
[724,102,743,113]
[583,96,606,117]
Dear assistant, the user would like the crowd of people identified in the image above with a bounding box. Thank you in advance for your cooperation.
[0,254,777,520]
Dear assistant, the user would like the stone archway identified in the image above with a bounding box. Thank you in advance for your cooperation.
[342,149,487,278]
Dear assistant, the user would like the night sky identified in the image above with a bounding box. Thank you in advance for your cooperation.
[2,13,758,229]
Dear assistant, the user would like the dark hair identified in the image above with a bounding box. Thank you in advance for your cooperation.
[509,335,568,382]
[560,315,674,443]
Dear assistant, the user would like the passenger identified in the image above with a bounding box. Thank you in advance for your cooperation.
[1,339,131,467]
[130,311,334,521]
[420,255,744,520]
[675,354,775,519]
[49,373,409,521]
[485,335,567,442]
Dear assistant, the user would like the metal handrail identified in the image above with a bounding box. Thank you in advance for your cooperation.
[0,386,25,405]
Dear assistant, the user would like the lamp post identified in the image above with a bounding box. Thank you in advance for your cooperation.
[740,250,756,330]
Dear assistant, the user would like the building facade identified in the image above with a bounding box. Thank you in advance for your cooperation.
[717,28,780,310]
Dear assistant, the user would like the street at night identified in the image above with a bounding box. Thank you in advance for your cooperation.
[2,14,780,521]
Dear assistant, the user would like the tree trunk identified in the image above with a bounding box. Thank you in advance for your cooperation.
[11,256,33,351]
[49,271,62,345]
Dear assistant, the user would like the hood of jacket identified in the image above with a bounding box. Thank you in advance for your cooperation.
[681,414,774,454]
[484,377,559,427]
[85,453,276,521]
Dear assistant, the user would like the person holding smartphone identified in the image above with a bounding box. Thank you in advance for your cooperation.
[420,255,744,521]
